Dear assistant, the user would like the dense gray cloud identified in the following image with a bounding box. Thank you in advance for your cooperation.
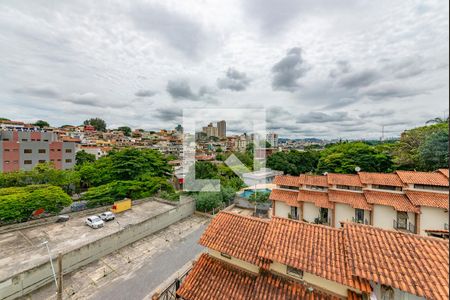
[0,0,447,139]
[271,48,311,91]
[135,89,157,98]
[217,68,251,91]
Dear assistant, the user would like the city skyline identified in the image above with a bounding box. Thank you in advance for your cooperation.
[0,1,448,139]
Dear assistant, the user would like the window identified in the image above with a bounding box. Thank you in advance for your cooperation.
[290,206,299,220]
[414,184,448,192]
[43,139,49,142]
[38,149,46,154]
[287,266,303,278]
[24,160,32,165]
[4,149,10,152]
[396,212,408,229]
[280,185,298,190]
[220,253,231,259]
[2,138,9,141]
[22,139,28,142]
[306,185,327,191]
[65,149,72,153]
[38,160,46,163]
[336,185,362,191]
[372,184,401,191]
[4,160,10,164]
[65,159,72,163]
[355,209,364,223]
[24,149,32,154]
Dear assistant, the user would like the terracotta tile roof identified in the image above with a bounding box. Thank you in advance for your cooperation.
[273,175,300,187]
[343,223,449,300]
[259,217,371,292]
[396,170,449,186]
[358,172,404,187]
[328,174,362,187]
[405,190,449,209]
[198,211,269,266]
[269,189,299,206]
[298,190,334,209]
[437,168,449,178]
[363,190,418,212]
[347,290,363,300]
[298,174,329,187]
[328,190,372,211]
[177,254,341,300]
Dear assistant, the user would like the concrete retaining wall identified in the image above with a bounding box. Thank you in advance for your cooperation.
[0,198,196,300]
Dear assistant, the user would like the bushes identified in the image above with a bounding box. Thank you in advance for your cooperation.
[0,185,72,222]
[81,177,174,207]
[195,192,223,212]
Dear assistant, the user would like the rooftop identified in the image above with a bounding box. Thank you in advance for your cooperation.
[269,188,299,206]
[328,190,372,211]
[327,173,362,187]
[358,172,404,187]
[297,190,333,209]
[298,174,329,187]
[273,175,300,187]
[405,190,449,209]
[396,170,449,186]
[363,190,418,212]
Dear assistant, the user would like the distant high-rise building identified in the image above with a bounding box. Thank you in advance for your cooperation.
[202,123,219,138]
[266,133,278,147]
[217,120,226,138]
[175,124,183,133]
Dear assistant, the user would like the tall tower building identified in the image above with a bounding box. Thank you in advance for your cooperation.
[217,120,226,138]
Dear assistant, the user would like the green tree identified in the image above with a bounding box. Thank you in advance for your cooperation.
[75,150,96,166]
[195,192,222,212]
[317,142,393,174]
[195,161,219,179]
[33,120,50,128]
[418,130,449,171]
[0,117,10,121]
[267,150,320,175]
[84,118,107,132]
[117,126,132,136]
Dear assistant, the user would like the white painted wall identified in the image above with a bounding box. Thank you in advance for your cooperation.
[373,205,397,230]
[303,202,319,223]
[420,206,449,236]
[208,249,260,274]
[335,203,355,227]
[274,201,291,218]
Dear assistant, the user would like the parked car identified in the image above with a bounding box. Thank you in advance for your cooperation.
[99,212,115,221]
[56,215,70,223]
[85,216,104,229]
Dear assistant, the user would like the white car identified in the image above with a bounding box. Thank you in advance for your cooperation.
[99,212,115,221]
[85,216,104,229]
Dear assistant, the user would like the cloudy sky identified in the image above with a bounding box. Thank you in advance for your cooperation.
[0,0,448,139]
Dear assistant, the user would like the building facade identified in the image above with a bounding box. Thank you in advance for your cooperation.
[270,169,449,237]
[0,130,76,172]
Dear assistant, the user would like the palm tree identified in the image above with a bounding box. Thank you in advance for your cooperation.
[426,117,449,124]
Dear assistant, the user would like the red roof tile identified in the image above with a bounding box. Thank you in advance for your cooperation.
[328,190,372,211]
[405,190,449,209]
[437,168,449,178]
[343,223,449,300]
[298,174,329,187]
[177,254,341,300]
[259,217,371,292]
[199,211,269,266]
[396,170,449,186]
[269,189,299,206]
[364,190,418,212]
[298,190,334,209]
[358,172,404,187]
[328,174,362,187]
[273,175,300,187]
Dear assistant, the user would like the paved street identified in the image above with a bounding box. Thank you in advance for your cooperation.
[23,215,209,300]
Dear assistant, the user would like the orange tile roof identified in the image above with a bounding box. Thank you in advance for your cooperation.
[273,175,300,187]
[347,290,363,300]
[198,212,269,266]
[405,190,449,209]
[298,174,329,187]
[343,223,449,300]
[364,190,418,212]
[328,174,362,187]
[269,189,299,206]
[437,168,449,178]
[358,172,404,187]
[328,190,372,211]
[259,217,371,292]
[177,254,341,300]
[396,170,449,186]
[298,190,334,209]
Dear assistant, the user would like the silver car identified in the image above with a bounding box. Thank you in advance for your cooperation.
[99,212,115,221]
[85,216,104,229]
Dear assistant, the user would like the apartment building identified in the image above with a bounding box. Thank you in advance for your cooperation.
[270,169,449,237]
[0,130,76,172]
[177,211,448,300]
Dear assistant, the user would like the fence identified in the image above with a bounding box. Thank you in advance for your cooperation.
[155,267,192,300]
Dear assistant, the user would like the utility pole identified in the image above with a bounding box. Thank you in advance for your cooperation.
[57,253,63,300]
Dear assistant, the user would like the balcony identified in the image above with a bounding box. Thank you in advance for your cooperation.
[314,217,331,226]
[351,217,369,225]
[393,219,415,233]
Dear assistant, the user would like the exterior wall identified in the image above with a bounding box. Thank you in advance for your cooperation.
[208,249,260,274]
[0,199,196,300]
[1,141,20,173]
[62,142,76,169]
[274,200,291,218]
[303,202,319,223]
[335,203,355,227]
[373,205,397,230]
[270,261,350,297]
[420,206,449,236]
[50,142,63,169]
[19,142,50,171]
[371,282,425,300]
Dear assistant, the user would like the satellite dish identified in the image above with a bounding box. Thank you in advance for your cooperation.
[355,167,361,172]
[323,172,328,175]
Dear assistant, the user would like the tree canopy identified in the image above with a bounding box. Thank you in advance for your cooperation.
[117,126,132,136]
[75,150,96,166]
[33,120,50,128]
[83,117,107,132]
[267,150,320,175]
